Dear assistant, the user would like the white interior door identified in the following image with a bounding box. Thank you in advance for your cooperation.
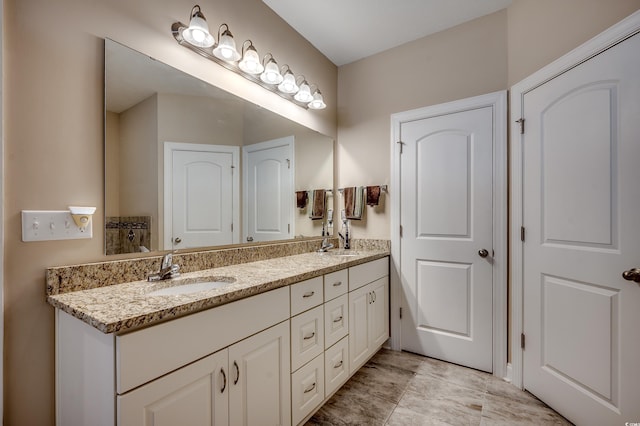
[164,143,239,250]
[521,32,640,425]
[243,137,293,243]
[400,106,494,372]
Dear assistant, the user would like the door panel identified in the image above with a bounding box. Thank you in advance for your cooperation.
[401,106,494,372]
[243,137,293,242]
[167,144,238,249]
[522,32,640,425]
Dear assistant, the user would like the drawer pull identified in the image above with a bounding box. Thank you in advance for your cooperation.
[233,361,240,385]
[334,360,343,369]
[333,315,343,323]
[332,281,342,287]
[303,332,316,340]
[220,368,227,393]
[304,382,316,394]
[303,291,315,298]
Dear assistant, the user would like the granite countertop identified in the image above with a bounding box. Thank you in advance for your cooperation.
[47,249,389,334]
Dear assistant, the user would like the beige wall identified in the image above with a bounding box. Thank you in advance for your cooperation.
[3,0,336,423]
[337,10,508,239]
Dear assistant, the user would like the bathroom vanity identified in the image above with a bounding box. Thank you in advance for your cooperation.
[48,247,389,426]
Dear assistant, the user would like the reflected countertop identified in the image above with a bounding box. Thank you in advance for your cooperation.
[47,249,389,334]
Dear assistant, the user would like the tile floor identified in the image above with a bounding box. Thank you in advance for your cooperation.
[306,348,572,425]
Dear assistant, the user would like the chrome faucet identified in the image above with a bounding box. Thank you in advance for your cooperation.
[338,220,351,250]
[317,237,334,253]
[148,252,180,281]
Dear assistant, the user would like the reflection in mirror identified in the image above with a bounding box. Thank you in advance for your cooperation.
[105,39,334,255]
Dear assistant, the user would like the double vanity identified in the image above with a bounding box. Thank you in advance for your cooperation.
[48,241,390,425]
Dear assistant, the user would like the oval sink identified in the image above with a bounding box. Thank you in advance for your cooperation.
[320,250,361,257]
[148,277,236,296]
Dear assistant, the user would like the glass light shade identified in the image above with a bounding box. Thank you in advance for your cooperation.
[182,12,215,48]
[260,59,283,84]
[294,81,313,103]
[212,29,241,61]
[238,45,264,74]
[278,70,299,94]
[308,90,327,110]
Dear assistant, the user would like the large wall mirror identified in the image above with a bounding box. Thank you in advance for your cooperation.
[105,39,334,255]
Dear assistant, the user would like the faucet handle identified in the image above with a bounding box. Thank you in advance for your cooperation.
[161,252,174,269]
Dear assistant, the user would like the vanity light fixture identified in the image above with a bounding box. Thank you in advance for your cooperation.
[171,5,327,110]
[308,89,327,110]
[212,24,241,61]
[278,66,299,94]
[260,54,284,85]
[294,78,314,103]
[238,40,264,74]
[182,5,215,48]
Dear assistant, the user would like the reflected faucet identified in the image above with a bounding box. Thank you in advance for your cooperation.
[148,252,181,281]
[338,220,351,250]
[317,237,334,253]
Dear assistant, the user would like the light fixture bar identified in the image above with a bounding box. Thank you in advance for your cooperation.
[172,21,323,110]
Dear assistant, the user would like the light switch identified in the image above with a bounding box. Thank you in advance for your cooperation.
[21,210,93,242]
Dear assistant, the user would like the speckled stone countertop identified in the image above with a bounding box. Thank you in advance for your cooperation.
[47,249,389,334]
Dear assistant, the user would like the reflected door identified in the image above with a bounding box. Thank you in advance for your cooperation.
[400,106,494,372]
[165,143,239,249]
[243,137,294,242]
[521,32,640,425]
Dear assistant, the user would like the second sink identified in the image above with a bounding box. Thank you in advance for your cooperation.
[148,277,236,296]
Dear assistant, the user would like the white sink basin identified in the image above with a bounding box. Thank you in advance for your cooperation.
[320,250,361,257]
[148,277,236,296]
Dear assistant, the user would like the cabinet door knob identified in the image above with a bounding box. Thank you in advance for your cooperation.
[220,368,227,393]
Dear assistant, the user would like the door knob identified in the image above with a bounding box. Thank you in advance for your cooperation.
[622,268,640,283]
[478,249,489,258]
[174,237,182,244]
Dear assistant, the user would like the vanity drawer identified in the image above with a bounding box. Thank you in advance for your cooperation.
[116,287,289,394]
[324,269,348,301]
[291,305,324,372]
[349,257,389,291]
[290,276,323,316]
[324,294,348,349]
[291,354,324,426]
[324,336,349,398]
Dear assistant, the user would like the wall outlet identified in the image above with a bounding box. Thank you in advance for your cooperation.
[21,210,93,242]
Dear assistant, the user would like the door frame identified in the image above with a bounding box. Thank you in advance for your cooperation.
[509,10,640,389]
[163,142,240,249]
[391,90,508,378]
[242,136,295,243]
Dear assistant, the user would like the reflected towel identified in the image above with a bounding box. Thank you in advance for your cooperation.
[344,186,365,220]
[309,189,326,220]
[296,191,309,209]
[366,186,381,206]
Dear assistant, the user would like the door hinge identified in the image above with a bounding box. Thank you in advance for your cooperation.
[231,165,235,174]
[288,223,290,233]
[396,141,405,154]
[399,307,403,319]
[521,333,526,349]
[520,226,525,242]
[399,225,403,238]
[231,223,234,232]
[516,118,525,134]
[286,159,291,169]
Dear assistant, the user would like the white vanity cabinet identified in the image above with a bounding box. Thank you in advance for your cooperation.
[56,286,290,426]
[348,258,390,374]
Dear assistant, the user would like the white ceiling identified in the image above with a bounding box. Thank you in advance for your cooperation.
[262,0,513,66]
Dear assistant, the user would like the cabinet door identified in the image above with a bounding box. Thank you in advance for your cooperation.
[291,305,324,372]
[348,284,371,374]
[291,354,325,425]
[117,349,228,426]
[229,321,291,426]
[369,277,389,349]
[324,336,349,397]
